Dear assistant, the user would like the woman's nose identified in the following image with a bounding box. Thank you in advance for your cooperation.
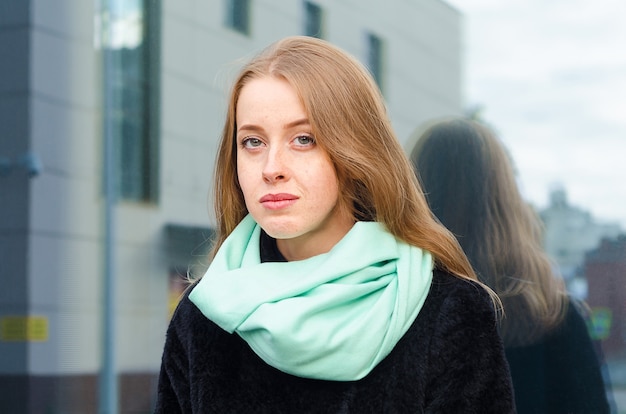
[262,147,289,183]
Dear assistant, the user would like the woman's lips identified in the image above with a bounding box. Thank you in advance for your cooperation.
[259,193,299,210]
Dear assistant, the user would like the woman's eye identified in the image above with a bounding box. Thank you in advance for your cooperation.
[294,135,315,146]
[241,137,263,148]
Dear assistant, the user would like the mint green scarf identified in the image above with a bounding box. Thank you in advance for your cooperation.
[189,214,433,381]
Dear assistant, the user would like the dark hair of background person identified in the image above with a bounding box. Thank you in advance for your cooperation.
[409,117,567,346]
[409,117,613,414]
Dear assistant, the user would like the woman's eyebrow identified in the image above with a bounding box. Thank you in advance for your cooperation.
[237,123,264,133]
[283,118,310,129]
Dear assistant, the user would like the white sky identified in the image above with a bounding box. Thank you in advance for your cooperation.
[444,0,626,229]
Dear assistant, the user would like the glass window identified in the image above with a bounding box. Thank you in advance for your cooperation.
[366,32,384,91]
[105,0,161,202]
[226,0,251,35]
[304,1,323,38]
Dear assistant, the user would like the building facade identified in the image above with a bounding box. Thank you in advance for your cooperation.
[585,236,626,359]
[0,0,463,411]
[540,186,622,284]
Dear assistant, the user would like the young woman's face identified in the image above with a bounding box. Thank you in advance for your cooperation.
[236,76,354,260]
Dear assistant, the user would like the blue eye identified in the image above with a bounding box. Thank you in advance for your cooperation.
[242,137,263,148]
[295,135,315,146]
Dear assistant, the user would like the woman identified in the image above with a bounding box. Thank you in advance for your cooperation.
[410,117,611,413]
[156,37,514,413]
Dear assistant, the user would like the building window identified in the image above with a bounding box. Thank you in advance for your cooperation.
[366,32,384,91]
[304,1,323,38]
[104,0,161,202]
[226,0,251,35]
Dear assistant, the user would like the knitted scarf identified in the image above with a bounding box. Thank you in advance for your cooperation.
[189,214,433,381]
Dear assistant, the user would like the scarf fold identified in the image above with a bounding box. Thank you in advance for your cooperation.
[189,214,433,381]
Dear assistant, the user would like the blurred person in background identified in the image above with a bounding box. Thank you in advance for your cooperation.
[410,117,612,414]
[155,37,514,413]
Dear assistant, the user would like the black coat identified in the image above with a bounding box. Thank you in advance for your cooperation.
[156,240,515,413]
[505,301,611,414]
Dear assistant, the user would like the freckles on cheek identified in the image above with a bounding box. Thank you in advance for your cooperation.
[238,175,252,199]
[237,166,258,209]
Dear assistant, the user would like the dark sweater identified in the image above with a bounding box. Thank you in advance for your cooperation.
[156,239,515,413]
[505,301,611,414]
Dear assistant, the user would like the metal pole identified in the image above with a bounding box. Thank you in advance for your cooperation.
[100,0,118,412]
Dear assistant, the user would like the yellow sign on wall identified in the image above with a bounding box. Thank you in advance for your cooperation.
[0,316,49,342]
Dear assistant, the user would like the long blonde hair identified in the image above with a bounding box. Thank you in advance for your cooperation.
[410,118,567,346]
[212,36,492,299]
